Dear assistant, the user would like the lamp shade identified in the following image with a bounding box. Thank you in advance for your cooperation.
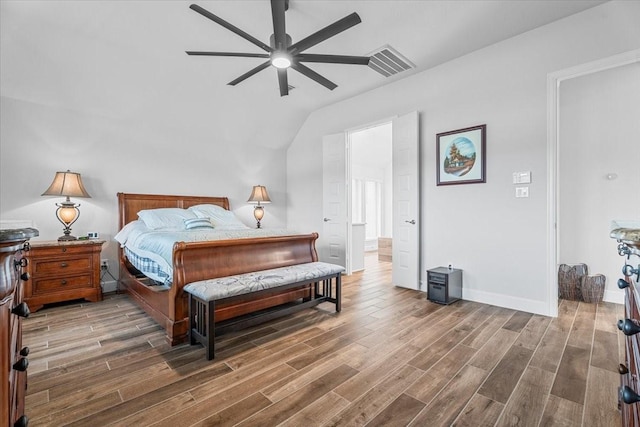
[247,185,271,204]
[42,170,91,198]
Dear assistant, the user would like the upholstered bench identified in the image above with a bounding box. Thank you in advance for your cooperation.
[184,261,344,359]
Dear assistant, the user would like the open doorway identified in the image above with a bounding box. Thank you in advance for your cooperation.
[322,111,419,286]
[547,50,640,315]
[348,121,393,272]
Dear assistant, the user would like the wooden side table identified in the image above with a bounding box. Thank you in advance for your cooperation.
[25,240,104,312]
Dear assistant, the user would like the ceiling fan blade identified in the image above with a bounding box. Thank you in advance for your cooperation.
[296,53,370,65]
[271,0,287,50]
[190,4,272,53]
[289,12,361,54]
[292,63,337,91]
[186,51,270,58]
[228,60,271,86]
[277,68,289,96]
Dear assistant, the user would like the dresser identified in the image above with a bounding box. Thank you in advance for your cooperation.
[1,227,38,427]
[612,224,640,426]
[24,240,104,312]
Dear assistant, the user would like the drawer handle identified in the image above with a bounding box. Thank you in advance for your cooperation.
[60,262,69,268]
[620,385,640,404]
[619,243,631,257]
[14,414,29,427]
[21,272,30,281]
[623,264,640,281]
[14,258,28,268]
[13,357,28,372]
[21,242,30,252]
[20,346,30,357]
[61,280,67,285]
[618,278,630,289]
[11,302,30,318]
[618,318,640,336]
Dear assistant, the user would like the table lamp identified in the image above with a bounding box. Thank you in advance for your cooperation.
[41,170,91,241]
[247,185,271,228]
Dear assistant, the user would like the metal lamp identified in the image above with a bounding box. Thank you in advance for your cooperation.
[247,185,271,229]
[41,170,91,241]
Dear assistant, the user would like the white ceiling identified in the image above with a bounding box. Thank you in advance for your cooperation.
[1,1,605,150]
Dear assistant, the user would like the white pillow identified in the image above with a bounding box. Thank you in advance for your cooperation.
[184,217,214,230]
[188,204,227,218]
[137,208,196,230]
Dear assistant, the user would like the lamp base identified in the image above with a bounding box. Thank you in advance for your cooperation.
[58,234,77,241]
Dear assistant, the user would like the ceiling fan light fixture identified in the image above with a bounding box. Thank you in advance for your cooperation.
[187,3,369,94]
[271,52,292,69]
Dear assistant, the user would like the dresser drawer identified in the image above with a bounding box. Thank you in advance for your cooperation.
[32,274,93,293]
[31,256,92,276]
[30,243,96,257]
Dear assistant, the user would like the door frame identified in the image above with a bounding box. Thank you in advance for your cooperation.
[346,117,395,273]
[547,48,640,317]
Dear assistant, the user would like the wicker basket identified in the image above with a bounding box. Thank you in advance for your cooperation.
[558,263,589,301]
[581,274,606,303]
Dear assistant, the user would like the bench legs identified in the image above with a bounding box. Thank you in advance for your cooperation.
[189,294,215,360]
[188,272,341,360]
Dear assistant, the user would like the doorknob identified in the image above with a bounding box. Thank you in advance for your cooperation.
[405,220,416,225]
[324,218,330,222]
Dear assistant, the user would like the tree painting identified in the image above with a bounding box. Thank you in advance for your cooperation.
[443,137,476,177]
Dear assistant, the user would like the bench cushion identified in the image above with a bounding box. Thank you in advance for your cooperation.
[184,261,345,302]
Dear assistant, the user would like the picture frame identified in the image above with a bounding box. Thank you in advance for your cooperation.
[436,124,486,186]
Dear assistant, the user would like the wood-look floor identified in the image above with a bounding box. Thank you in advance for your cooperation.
[23,254,623,426]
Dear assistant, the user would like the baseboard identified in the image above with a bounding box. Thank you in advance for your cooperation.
[102,280,118,294]
[462,288,551,316]
[604,288,624,305]
[463,286,624,318]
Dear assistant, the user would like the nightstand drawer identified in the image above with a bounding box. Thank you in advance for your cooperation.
[31,256,92,276]
[32,274,93,293]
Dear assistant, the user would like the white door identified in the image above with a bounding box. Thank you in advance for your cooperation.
[392,111,420,289]
[322,133,348,269]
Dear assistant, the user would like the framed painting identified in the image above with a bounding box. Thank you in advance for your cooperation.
[436,124,486,186]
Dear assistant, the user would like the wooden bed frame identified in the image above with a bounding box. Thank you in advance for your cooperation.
[117,192,319,345]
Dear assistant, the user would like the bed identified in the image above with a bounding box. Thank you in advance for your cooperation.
[116,192,319,345]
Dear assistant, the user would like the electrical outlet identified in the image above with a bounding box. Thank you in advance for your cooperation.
[101,259,109,270]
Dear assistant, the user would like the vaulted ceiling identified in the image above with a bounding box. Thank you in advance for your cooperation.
[1,1,605,150]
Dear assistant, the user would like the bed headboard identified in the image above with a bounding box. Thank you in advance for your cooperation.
[117,193,230,229]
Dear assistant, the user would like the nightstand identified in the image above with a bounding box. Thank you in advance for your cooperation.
[25,239,104,312]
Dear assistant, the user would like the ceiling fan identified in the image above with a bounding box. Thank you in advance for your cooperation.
[186,1,371,96]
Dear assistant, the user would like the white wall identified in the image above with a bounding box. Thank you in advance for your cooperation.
[0,96,288,288]
[559,62,640,303]
[287,1,640,315]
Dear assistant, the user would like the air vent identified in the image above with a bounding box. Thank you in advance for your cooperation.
[368,45,415,78]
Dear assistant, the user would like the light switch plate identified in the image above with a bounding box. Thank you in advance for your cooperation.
[516,186,529,198]
[513,171,532,184]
